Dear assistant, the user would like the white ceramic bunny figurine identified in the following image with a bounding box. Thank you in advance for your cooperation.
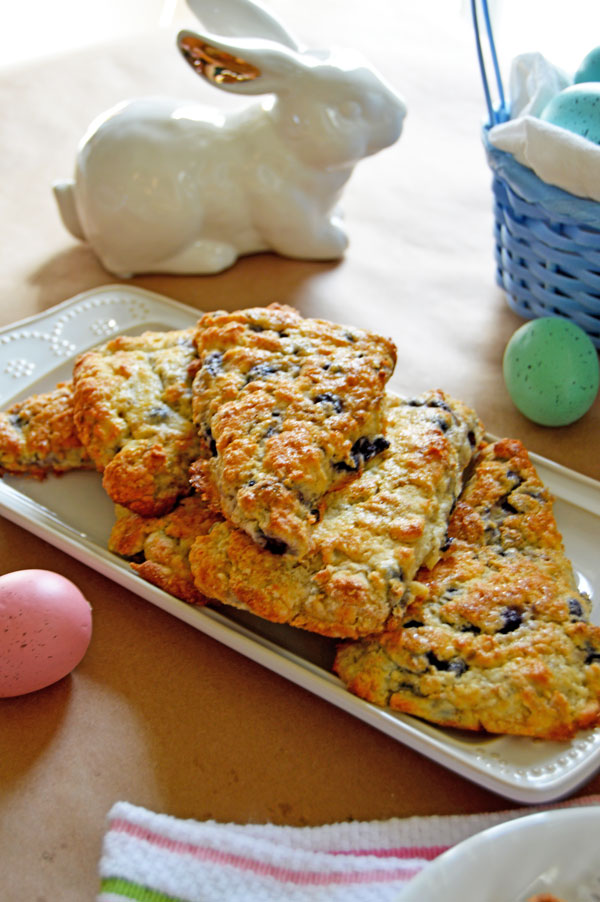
[53,0,406,276]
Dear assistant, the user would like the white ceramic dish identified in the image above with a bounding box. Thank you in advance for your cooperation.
[400,805,600,900]
[1,285,600,804]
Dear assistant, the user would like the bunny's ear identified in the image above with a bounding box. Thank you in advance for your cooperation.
[184,0,301,51]
[177,30,305,95]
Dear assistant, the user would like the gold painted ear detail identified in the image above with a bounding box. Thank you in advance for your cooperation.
[179,35,261,83]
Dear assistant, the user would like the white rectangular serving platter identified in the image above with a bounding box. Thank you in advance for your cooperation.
[1,285,599,804]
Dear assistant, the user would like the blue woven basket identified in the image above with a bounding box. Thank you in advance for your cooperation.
[472,0,600,348]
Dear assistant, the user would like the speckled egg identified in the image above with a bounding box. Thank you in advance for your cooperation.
[0,569,92,698]
[574,47,600,84]
[503,318,599,426]
[540,83,600,144]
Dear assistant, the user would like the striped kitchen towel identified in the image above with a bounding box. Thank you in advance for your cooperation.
[98,795,600,901]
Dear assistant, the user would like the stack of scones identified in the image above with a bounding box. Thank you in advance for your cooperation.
[2,303,599,740]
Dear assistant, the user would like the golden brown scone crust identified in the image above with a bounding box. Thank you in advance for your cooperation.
[334,438,600,740]
[188,391,483,638]
[190,304,397,557]
[72,328,203,517]
[0,381,93,477]
[109,497,220,605]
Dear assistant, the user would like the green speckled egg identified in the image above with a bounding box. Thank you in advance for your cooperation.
[574,47,600,84]
[503,318,599,427]
[540,83,600,144]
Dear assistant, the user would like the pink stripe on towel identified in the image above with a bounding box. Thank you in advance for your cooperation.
[328,845,450,860]
[111,817,424,886]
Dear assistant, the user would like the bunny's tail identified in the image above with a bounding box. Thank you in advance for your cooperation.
[53,179,85,241]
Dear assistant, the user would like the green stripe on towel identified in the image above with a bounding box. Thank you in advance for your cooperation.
[99,876,187,901]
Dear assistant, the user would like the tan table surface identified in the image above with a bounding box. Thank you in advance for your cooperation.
[1,3,599,900]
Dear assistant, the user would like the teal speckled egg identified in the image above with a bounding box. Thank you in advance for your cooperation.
[503,318,599,427]
[540,83,600,144]
[574,47,600,84]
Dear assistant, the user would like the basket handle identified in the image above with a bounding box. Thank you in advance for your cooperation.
[471,0,509,126]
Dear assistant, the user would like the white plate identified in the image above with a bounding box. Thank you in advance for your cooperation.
[2,285,600,804]
[400,806,600,900]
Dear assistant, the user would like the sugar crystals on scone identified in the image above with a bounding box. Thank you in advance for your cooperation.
[334,438,600,740]
[190,304,397,558]
[0,381,93,477]
[188,391,483,638]
[72,328,203,517]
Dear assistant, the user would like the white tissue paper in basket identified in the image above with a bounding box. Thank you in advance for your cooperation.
[488,52,600,203]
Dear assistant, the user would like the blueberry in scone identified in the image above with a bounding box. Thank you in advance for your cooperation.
[72,328,203,517]
[189,304,397,558]
[187,391,483,638]
[0,381,93,477]
[334,438,600,739]
[108,496,221,606]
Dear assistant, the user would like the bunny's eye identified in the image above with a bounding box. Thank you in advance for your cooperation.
[339,100,361,120]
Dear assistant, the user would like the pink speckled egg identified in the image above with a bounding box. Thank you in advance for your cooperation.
[0,570,92,698]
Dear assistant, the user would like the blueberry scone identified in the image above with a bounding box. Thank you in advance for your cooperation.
[0,381,93,477]
[190,304,397,557]
[109,496,221,605]
[334,438,600,739]
[72,328,203,517]
[187,391,483,638]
